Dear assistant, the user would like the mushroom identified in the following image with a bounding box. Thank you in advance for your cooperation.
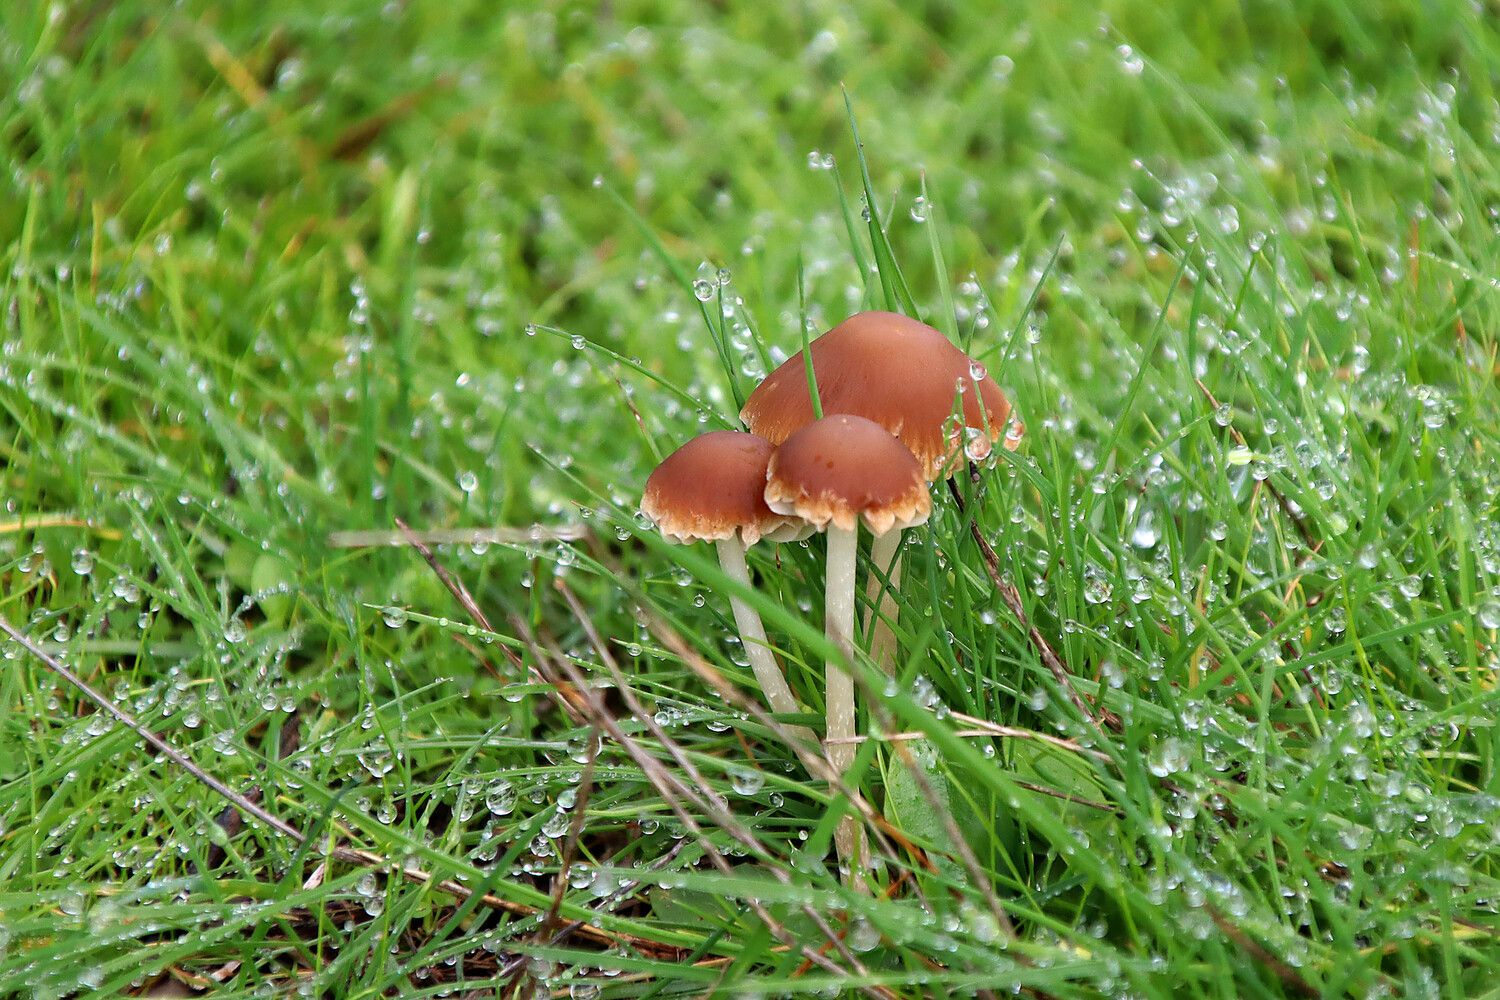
[764,415,931,874]
[742,310,1023,671]
[742,310,1019,477]
[641,431,818,757]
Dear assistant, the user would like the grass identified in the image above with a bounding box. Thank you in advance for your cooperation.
[2,0,1500,996]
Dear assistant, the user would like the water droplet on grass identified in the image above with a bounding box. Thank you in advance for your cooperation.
[1116,45,1145,75]
[486,779,516,816]
[358,748,394,778]
[806,150,834,170]
[1131,513,1158,549]
[963,426,992,462]
[1148,738,1189,777]
[542,810,572,838]
[848,916,881,952]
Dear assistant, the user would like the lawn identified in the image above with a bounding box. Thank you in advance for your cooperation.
[3,1,1499,996]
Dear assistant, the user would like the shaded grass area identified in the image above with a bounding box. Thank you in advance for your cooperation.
[2,1,1499,996]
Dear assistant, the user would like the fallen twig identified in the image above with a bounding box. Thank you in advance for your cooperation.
[515,618,893,997]
[328,525,586,549]
[1206,904,1319,998]
[542,721,601,935]
[394,517,588,724]
[947,710,1112,761]
[203,709,303,871]
[391,524,891,995]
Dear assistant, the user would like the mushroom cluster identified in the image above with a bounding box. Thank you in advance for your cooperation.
[640,310,1021,876]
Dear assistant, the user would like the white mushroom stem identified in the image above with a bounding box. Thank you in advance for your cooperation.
[714,539,819,756]
[865,528,903,673]
[824,523,865,881]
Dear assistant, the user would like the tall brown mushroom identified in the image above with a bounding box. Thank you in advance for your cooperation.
[764,415,930,876]
[742,311,1022,670]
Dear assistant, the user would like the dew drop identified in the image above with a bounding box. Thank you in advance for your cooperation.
[486,779,517,816]
[848,916,881,952]
[1148,738,1189,777]
[730,768,765,795]
[1116,44,1145,76]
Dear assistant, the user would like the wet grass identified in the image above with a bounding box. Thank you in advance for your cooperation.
[2,1,1500,996]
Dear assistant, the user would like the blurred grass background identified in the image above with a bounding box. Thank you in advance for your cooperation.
[2,1,1499,996]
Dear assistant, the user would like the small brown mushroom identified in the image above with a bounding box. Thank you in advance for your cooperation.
[641,431,817,756]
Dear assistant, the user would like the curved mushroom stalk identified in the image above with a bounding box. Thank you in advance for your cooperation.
[865,528,904,673]
[715,539,820,763]
[642,431,822,771]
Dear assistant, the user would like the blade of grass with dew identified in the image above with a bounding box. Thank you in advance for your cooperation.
[796,245,824,419]
[843,87,918,317]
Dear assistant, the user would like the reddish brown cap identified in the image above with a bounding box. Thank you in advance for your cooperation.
[641,431,804,546]
[741,311,1020,480]
[764,415,930,536]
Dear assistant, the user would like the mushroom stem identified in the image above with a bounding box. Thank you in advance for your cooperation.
[824,523,864,882]
[715,540,820,757]
[865,528,904,673]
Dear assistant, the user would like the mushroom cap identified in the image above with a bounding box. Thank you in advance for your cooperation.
[765,415,931,536]
[740,310,1019,480]
[641,431,806,546]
